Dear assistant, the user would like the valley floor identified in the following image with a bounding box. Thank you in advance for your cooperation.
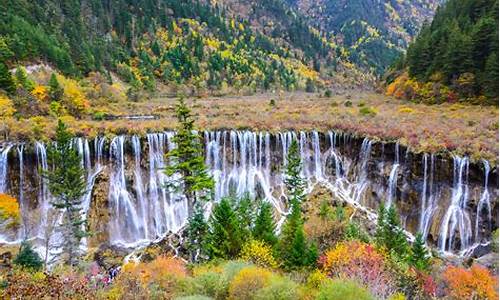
[4,90,498,163]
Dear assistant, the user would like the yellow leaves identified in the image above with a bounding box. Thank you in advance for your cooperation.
[31,85,48,102]
[238,23,245,32]
[206,38,220,50]
[55,74,90,117]
[228,266,273,300]
[240,240,278,268]
[0,94,15,117]
[0,194,20,228]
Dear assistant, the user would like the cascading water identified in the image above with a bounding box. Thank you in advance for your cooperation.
[386,163,399,207]
[475,160,492,243]
[0,144,12,193]
[0,131,496,257]
[438,156,472,253]
[419,154,439,242]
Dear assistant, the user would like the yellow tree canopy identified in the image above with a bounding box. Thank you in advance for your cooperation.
[0,194,20,227]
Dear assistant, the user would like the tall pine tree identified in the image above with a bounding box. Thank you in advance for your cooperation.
[45,120,88,266]
[279,139,317,269]
[165,97,214,215]
[0,62,15,95]
[252,202,277,247]
[410,232,431,272]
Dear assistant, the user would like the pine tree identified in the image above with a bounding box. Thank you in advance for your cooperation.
[0,62,15,95]
[45,120,88,266]
[165,97,214,215]
[410,232,431,272]
[14,66,34,91]
[278,139,315,269]
[376,204,409,259]
[285,140,306,205]
[235,194,254,240]
[252,202,277,247]
[205,197,243,259]
[186,202,208,262]
[48,73,63,101]
[13,241,43,271]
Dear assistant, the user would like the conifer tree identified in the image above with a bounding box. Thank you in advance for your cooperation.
[14,66,34,91]
[410,232,431,272]
[165,96,214,215]
[235,194,254,240]
[252,202,277,247]
[205,197,243,259]
[0,62,16,95]
[45,120,88,266]
[376,204,409,259]
[279,139,316,269]
[13,241,43,271]
[186,202,208,262]
[48,73,63,101]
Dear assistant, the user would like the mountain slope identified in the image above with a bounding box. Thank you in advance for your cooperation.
[0,0,355,94]
[386,0,498,105]
[285,0,441,73]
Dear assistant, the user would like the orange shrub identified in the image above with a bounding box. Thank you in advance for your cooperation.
[319,241,399,299]
[443,264,498,300]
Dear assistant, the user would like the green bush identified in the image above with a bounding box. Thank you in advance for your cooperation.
[93,111,106,120]
[13,241,43,271]
[254,277,300,300]
[357,101,366,107]
[324,89,333,98]
[359,106,377,117]
[492,229,499,253]
[315,279,374,300]
[184,271,229,300]
[344,100,352,107]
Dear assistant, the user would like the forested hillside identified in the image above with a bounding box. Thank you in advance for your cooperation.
[285,0,441,74]
[0,0,353,95]
[386,0,499,105]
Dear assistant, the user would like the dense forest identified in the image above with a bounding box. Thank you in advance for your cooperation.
[0,0,338,94]
[386,0,499,105]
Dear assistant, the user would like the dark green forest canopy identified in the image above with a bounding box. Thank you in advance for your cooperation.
[404,0,498,100]
[0,0,335,91]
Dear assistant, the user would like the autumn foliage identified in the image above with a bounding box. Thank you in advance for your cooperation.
[443,264,498,300]
[319,241,399,298]
[0,194,20,228]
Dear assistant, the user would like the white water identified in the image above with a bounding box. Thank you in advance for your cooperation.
[438,156,473,253]
[475,160,492,243]
[0,131,495,257]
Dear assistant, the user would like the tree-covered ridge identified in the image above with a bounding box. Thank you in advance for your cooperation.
[284,0,441,74]
[0,0,339,92]
[387,0,498,105]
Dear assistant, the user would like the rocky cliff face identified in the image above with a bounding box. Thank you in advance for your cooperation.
[0,131,497,259]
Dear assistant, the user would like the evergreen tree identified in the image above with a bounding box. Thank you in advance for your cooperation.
[409,232,431,272]
[376,204,409,259]
[13,241,43,271]
[235,194,254,240]
[14,66,34,91]
[278,139,315,269]
[205,197,243,259]
[48,73,63,101]
[165,97,214,215]
[45,120,88,266]
[252,202,277,247]
[186,202,209,262]
[0,62,16,95]
[284,140,306,205]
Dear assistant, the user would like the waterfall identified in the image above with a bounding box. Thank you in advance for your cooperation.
[475,160,492,242]
[108,136,144,246]
[386,163,399,207]
[0,144,12,193]
[0,131,495,257]
[438,156,472,253]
